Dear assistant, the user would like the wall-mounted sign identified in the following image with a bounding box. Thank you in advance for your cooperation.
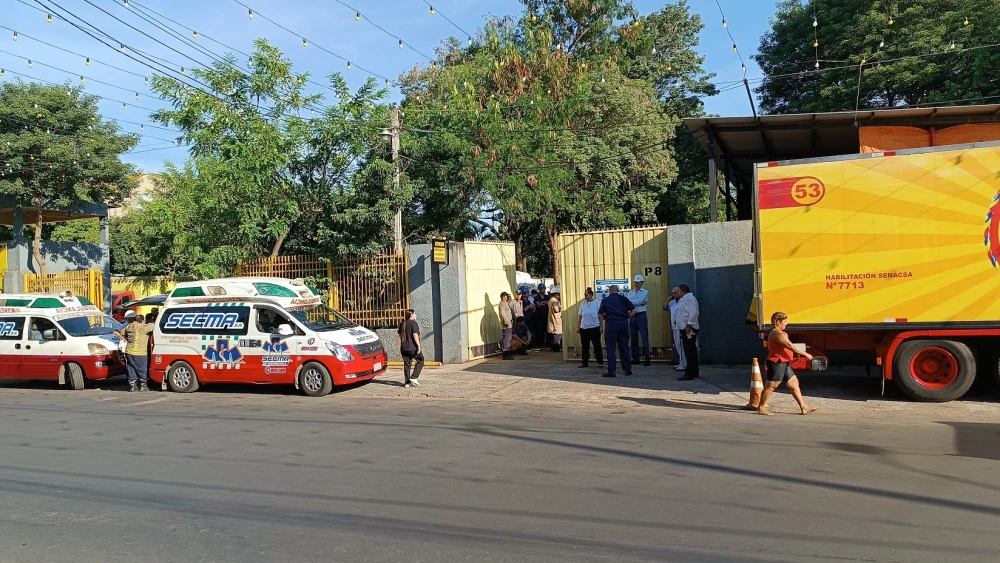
[431,238,449,265]
[594,279,630,302]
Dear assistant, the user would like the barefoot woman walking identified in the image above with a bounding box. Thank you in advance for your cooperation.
[759,312,819,416]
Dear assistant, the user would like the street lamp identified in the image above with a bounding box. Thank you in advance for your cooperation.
[380,128,392,143]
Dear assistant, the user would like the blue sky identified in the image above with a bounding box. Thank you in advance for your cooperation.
[5,0,773,173]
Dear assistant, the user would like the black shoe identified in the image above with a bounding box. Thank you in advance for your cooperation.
[644,361,651,367]
[128,382,138,392]
[625,371,633,376]
[677,375,698,381]
[602,373,616,378]
[139,381,149,392]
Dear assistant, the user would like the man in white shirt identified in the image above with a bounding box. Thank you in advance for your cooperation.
[674,283,700,381]
[663,286,687,371]
[627,274,651,366]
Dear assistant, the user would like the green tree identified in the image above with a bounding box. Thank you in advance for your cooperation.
[50,219,101,243]
[754,0,1000,114]
[0,82,136,277]
[148,39,396,263]
[399,1,714,281]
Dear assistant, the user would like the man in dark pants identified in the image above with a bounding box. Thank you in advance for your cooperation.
[675,284,701,380]
[532,283,550,349]
[598,285,636,377]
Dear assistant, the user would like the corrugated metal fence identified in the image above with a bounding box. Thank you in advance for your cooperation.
[557,227,673,362]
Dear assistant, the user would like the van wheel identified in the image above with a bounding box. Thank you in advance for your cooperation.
[167,361,200,393]
[893,340,975,402]
[299,362,333,397]
[65,363,85,390]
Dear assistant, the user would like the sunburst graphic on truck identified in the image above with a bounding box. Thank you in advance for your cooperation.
[987,190,1000,272]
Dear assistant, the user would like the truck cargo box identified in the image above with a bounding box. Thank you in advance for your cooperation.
[754,142,1000,329]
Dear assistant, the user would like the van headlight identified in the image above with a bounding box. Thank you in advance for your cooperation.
[88,343,110,356]
[325,341,355,361]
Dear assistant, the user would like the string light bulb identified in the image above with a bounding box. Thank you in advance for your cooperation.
[888,17,894,25]
[722,18,727,28]
[13,31,18,41]
[385,79,390,86]
[651,46,656,55]
[144,76,148,85]
[135,92,139,100]
[355,12,360,21]
[347,61,351,70]
[950,40,956,49]
[27,60,32,68]
[732,43,737,52]
[180,67,185,75]
[192,31,198,39]
[248,9,253,19]
[814,41,818,48]
[468,36,472,46]
[429,6,435,15]
[879,39,885,48]
[0,69,4,76]
[248,57,253,66]
[667,63,672,71]
[80,75,84,83]
[86,57,91,66]
[813,17,818,27]
[964,16,970,26]
[124,0,129,7]
[815,61,820,69]
[120,43,126,53]
[741,63,746,73]
[302,38,308,47]
[399,39,404,49]
[531,14,536,22]
[123,103,127,110]
[47,14,52,23]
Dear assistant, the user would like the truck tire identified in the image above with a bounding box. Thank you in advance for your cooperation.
[167,361,200,393]
[298,362,333,397]
[65,363,85,390]
[893,340,975,402]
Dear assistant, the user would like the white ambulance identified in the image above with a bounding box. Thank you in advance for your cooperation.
[150,277,387,396]
[0,291,126,389]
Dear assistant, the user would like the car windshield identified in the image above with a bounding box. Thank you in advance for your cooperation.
[288,304,357,332]
[58,315,118,337]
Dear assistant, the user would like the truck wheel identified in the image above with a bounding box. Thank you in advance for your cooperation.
[167,361,200,393]
[893,340,975,402]
[298,362,333,397]
[65,363,85,390]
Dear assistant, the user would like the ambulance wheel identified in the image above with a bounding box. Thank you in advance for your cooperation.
[167,361,200,393]
[893,340,975,402]
[299,362,333,397]
[65,363,85,390]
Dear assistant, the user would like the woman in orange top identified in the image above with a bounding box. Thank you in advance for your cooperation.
[759,312,819,416]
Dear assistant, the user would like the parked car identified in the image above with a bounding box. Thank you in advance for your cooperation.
[112,294,167,322]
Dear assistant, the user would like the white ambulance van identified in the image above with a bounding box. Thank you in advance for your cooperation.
[150,277,387,397]
[0,291,126,389]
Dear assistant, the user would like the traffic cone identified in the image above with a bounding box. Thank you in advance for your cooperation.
[748,358,764,410]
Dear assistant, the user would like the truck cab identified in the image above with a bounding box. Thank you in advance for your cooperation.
[151,277,387,397]
[0,291,125,389]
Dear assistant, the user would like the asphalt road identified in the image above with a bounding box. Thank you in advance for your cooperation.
[2,385,999,562]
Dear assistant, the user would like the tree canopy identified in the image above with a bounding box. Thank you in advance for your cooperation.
[754,0,1000,114]
[0,82,136,277]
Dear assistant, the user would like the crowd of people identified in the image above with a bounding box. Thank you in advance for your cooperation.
[494,276,702,380]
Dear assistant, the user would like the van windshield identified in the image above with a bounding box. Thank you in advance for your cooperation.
[58,315,118,337]
[288,304,357,332]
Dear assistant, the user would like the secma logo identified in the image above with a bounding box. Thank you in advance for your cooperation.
[0,322,20,337]
[203,339,244,369]
[164,312,244,330]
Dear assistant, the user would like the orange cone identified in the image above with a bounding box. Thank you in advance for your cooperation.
[748,358,763,409]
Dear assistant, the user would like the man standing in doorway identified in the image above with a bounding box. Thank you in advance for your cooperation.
[500,292,514,360]
[628,274,651,366]
[675,284,700,381]
[598,285,636,377]
[663,287,686,372]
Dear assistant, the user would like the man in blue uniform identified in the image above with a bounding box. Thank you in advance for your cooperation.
[598,285,637,377]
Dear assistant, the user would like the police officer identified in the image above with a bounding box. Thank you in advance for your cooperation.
[598,285,637,377]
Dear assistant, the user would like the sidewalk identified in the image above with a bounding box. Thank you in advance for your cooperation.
[351,352,1000,418]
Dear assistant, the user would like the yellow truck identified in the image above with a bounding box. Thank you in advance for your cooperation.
[753,142,1000,401]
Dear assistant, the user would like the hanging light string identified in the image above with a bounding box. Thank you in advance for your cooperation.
[0,25,148,81]
[332,1,433,61]
[0,48,150,98]
[713,0,747,76]
[0,102,181,145]
[417,0,474,43]
[229,0,394,82]
[812,1,820,68]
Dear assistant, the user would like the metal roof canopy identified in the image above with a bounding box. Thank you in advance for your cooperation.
[682,104,1000,221]
[0,200,108,226]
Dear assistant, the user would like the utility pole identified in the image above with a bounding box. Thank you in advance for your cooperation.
[390,104,403,255]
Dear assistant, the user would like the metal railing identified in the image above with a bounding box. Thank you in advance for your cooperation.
[237,252,409,329]
[23,269,103,304]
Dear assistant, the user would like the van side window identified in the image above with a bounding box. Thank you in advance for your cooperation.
[159,306,251,337]
[29,318,64,341]
[0,317,25,340]
[255,307,292,334]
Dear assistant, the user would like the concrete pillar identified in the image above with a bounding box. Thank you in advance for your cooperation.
[100,215,111,312]
[3,206,28,292]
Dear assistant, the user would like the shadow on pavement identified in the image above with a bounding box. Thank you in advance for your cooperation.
[619,396,752,413]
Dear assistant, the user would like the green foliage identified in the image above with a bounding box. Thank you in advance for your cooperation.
[112,40,401,276]
[0,82,137,275]
[50,219,100,243]
[400,1,712,280]
[754,0,1000,113]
